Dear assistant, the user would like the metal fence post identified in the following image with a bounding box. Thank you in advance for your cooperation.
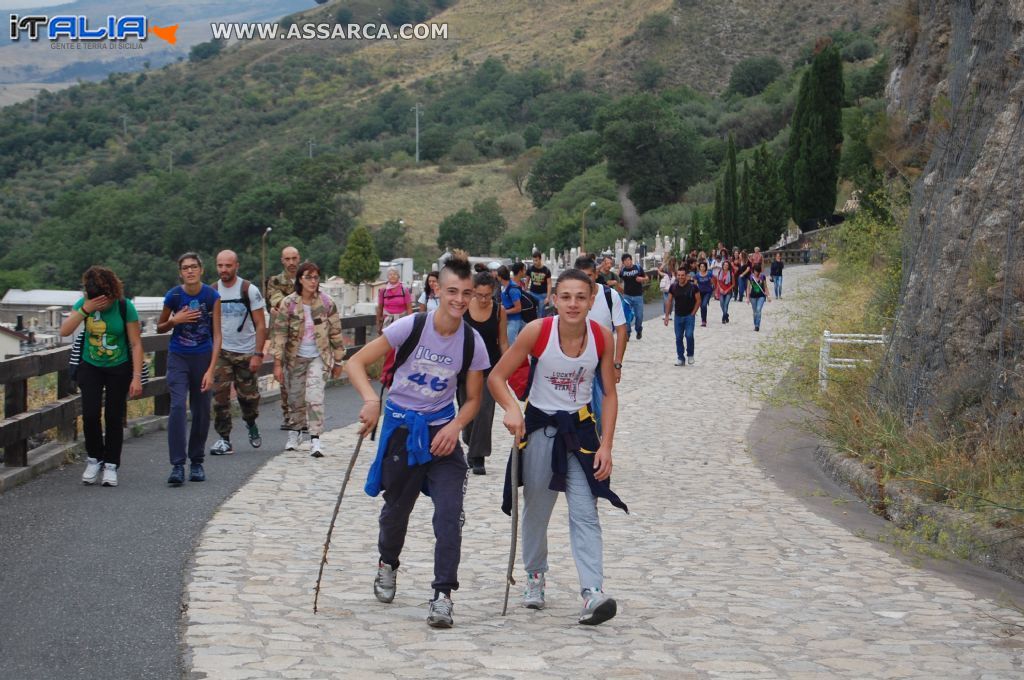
[819,330,831,392]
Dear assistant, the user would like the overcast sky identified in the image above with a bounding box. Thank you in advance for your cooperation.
[1,1,74,8]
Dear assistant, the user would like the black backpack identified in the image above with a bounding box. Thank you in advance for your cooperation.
[215,278,255,333]
[380,312,476,389]
[506,283,537,323]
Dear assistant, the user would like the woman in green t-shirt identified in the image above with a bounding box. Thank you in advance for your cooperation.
[60,266,144,487]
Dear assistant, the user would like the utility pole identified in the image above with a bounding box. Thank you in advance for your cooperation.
[121,114,128,137]
[411,103,421,164]
[168,149,173,173]
[308,139,314,159]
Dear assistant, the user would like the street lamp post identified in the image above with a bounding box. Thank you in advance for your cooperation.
[580,201,597,255]
[261,227,272,291]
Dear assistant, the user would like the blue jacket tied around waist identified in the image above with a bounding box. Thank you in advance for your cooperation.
[364,400,457,497]
[502,403,628,515]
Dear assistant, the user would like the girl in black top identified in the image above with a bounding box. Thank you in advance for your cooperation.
[458,272,508,474]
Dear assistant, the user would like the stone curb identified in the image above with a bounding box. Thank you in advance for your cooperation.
[0,441,80,494]
[814,441,1024,583]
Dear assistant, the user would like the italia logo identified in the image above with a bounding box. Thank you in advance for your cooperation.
[9,15,178,43]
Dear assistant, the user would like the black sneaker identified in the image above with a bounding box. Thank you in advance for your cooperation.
[470,460,486,475]
[167,464,185,486]
[247,423,262,448]
[636,330,642,340]
[189,463,206,482]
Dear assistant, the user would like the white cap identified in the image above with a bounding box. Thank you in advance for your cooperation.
[487,261,500,270]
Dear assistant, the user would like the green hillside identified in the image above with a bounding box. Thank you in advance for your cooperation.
[0,0,896,294]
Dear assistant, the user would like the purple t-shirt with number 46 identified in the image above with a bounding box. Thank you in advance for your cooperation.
[383,311,490,417]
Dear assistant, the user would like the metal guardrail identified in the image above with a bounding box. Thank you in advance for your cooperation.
[818,330,887,392]
[0,314,376,468]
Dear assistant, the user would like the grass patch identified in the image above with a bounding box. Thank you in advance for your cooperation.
[753,184,1024,539]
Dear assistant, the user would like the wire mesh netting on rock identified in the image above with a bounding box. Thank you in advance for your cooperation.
[880,0,1024,442]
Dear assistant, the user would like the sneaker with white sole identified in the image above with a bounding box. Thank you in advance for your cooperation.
[374,562,397,603]
[427,594,454,628]
[674,359,685,367]
[285,430,300,451]
[578,588,617,626]
[310,437,324,458]
[523,572,545,609]
[687,357,696,366]
[82,457,102,485]
[101,463,118,487]
[209,438,233,455]
[247,423,262,448]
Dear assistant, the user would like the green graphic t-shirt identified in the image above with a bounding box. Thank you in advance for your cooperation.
[72,298,139,368]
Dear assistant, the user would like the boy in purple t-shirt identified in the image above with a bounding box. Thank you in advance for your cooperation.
[346,253,489,629]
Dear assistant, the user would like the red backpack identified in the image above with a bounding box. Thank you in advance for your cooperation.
[507,317,606,401]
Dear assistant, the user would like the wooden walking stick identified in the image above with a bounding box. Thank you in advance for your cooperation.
[502,442,520,616]
[313,432,366,614]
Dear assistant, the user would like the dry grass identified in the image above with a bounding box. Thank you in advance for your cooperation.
[773,262,1024,531]
[358,158,535,250]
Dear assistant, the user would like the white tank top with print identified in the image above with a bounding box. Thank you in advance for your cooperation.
[529,316,600,416]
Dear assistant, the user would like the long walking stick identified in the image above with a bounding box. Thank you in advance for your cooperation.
[501,442,520,616]
[370,384,385,441]
[313,432,366,614]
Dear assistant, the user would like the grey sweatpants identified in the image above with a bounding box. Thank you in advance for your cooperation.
[520,427,604,594]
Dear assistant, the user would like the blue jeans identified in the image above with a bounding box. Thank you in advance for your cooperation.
[624,294,644,336]
[673,315,695,360]
[699,292,711,324]
[773,276,783,298]
[751,296,766,328]
[736,276,747,301]
[719,291,732,321]
[167,351,212,466]
[506,317,525,345]
[528,291,547,318]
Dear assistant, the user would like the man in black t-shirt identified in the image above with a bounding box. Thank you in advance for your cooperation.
[663,265,700,366]
[525,251,552,319]
[619,254,648,340]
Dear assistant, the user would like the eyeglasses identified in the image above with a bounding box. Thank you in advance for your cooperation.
[301,275,320,281]
[179,264,200,271]
[471,293,492,301]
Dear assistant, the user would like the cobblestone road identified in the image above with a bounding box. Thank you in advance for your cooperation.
[184,265,1024,679]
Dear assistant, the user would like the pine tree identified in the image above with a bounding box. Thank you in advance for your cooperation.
[738,159,751,248]
[784,42,844,226]
[722,134,739,246]
[338,224,380,283]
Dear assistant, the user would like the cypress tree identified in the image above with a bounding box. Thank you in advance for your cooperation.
[722,134,738,246]
[713,182,724,245]
[688,210,702,254]
[738,159,751,249]
[784,42,844,226]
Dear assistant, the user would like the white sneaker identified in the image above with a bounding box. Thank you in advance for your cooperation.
[101,463,118,487]
[82,457,102,485]
[285,430,300,450]
[687,357,696,366]
[209,438,233,455]
[310,437,323,458]
[523,572,545,609]
[578,588,617,625]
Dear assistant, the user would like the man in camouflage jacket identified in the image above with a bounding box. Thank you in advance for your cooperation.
[266,246,301,428]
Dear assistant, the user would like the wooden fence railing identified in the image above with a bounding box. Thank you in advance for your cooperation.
[1,314,377,468]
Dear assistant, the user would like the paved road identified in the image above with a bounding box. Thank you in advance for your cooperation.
[182,266,1024,679]
[0,384,362,680]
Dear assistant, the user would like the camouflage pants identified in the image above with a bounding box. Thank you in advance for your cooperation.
[213,350,261,438]
[284,355,326,436]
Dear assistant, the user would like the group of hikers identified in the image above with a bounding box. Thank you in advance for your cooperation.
[656,244,784,366]
[60,240,783,631]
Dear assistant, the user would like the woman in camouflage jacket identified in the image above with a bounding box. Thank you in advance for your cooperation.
[270,261,345,457]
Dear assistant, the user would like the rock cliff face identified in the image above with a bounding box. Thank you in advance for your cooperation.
[883,0,1024,434]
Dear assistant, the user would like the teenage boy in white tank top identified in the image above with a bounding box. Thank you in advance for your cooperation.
[489,269,627,626]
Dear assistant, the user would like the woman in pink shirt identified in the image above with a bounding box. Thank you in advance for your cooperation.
[377,267,413,331]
